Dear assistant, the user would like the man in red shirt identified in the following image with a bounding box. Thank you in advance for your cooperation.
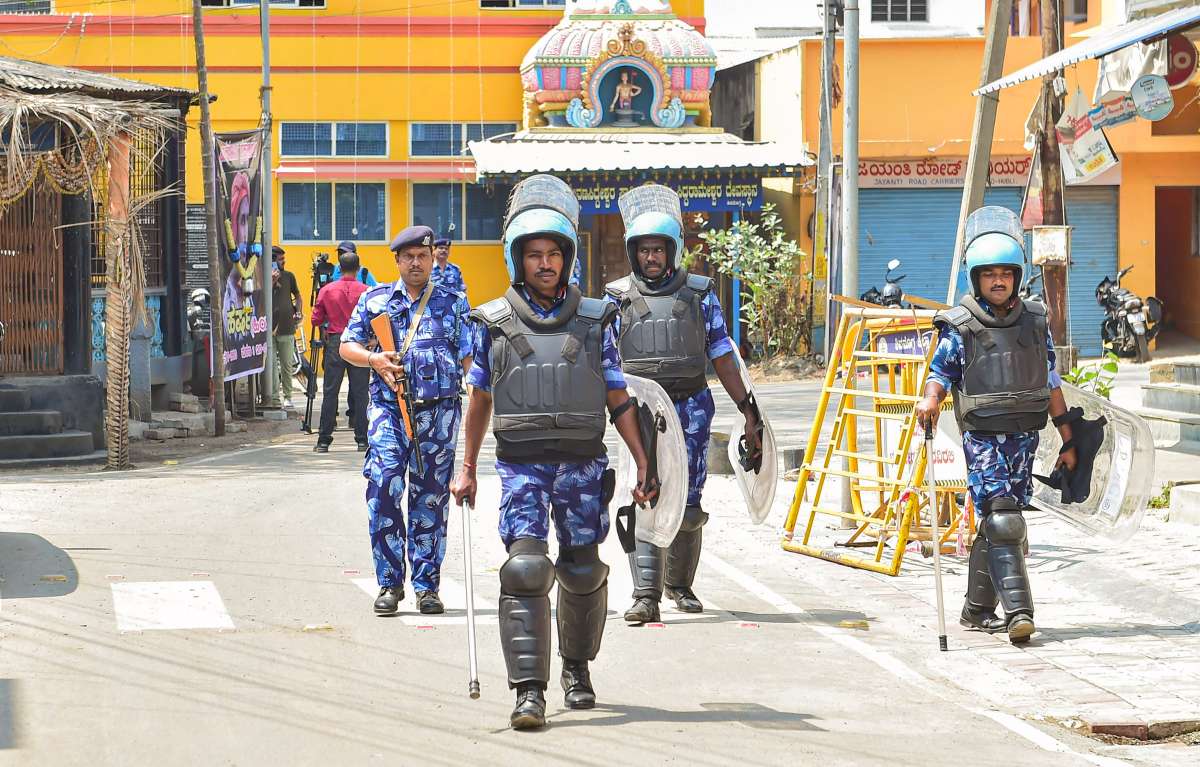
[311,248,371,453]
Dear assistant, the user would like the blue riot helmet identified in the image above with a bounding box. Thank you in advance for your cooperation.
[963,206,1026,296]
[502,174,580,287]
[620,183,685,275]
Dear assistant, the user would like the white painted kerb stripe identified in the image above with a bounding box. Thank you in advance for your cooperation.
[111,581,235,631]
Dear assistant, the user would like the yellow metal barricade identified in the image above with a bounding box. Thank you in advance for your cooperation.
[781,301,973,576]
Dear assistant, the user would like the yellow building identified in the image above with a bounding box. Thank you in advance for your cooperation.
[739,0,1200,354]
[0,0,705,322]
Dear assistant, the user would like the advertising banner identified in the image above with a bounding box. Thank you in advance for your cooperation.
[214,129,268,382]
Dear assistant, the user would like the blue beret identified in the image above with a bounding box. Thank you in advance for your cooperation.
[390,225,434,252]
[433,237,452,247]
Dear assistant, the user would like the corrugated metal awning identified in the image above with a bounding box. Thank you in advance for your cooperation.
[467,132,810,179]
[974,5,1200,95]
[0,54,194,102]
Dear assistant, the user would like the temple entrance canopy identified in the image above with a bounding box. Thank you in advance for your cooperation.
[521,0,715,130]
[472,0,809,336]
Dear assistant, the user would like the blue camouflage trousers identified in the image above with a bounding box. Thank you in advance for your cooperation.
[675,388,716,507]
[363,398,461,592]
[962,431,1040,513]
[496,456,610,549]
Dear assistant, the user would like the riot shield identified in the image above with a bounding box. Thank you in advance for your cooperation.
[724,347,779,525]
[613,375,688,548]
[1029,383,1154,543]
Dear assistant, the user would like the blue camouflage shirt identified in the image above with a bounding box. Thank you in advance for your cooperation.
[431,261,467,301]
[929,301,1063,394]
[604,274,735,361]
[466,287,626,393]
[344,280,473,406]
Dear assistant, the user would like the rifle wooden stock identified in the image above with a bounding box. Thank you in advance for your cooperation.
[369,314,416,443]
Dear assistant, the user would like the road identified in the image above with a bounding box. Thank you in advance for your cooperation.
[0,381,1194,766]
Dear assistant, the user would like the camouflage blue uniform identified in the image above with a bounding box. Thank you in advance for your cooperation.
[343,281,473,592]
[606,285,734,506]
[431,261,467,302]
[928,302,1062,512]
[466,287,626,548]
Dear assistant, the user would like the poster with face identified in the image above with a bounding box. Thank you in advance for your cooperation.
[214,129,268,382]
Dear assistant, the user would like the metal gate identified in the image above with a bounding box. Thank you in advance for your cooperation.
[0,183,64,375]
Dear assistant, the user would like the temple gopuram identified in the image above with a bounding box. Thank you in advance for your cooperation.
[469,0,807,343]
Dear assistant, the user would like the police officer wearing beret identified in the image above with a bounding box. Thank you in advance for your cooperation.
[430,235,468,301]
[339,225,474,616]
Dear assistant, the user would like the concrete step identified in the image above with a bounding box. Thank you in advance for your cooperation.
[0,388,31,413]
[1168,483,1200,526]
[0,430,94,461]
[0,410,63,437]
[0,449,106,471]
[1136,406,1200,448]
[1151,360,1200,386]
[1142,383,1200,416]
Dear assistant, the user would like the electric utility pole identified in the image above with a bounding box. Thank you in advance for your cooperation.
[841,0,859,305]
[947,0,1014,304]
[1039,0,1073,366]
[260,0,276,407]
[192,0,226,437]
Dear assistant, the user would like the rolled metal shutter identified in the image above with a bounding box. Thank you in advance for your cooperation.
[1063,186,1119,358]
[857,186,1117,357]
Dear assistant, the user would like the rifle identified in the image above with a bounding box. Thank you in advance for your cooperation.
[370,313,425,475]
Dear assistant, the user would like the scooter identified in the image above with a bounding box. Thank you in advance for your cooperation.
[1021,269,1044,304]
[1096,265,1163,363]
[860,258,907,307]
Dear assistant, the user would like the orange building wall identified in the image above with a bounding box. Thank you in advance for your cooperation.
[1154,187,1200,338]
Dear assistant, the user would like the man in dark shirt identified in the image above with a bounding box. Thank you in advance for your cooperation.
[311,250,371,453]
[270,245,303,409]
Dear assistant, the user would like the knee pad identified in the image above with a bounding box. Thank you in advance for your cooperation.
[555,544,609,595]
[678,505,709,533]
[500,538,555,597]
[981,509,1026,546]
[982,497,1022,515]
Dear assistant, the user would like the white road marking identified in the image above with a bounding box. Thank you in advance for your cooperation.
[699,551,1130,767]
[111,581,235,632]
[976,710,1132,767]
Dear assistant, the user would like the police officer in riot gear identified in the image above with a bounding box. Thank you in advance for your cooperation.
[450,175,657,730]
[916,206,1076,644]
[605,183,760,624]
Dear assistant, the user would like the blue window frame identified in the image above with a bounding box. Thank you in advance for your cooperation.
[409,123,518,157]
[280,122,387,157]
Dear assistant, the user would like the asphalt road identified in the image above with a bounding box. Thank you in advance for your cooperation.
[0,386,1162,767]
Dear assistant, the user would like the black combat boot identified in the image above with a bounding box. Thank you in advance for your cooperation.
[416,590,444,615]
[625,539,664,624]
[959,535,1006,633]
[373,586,402,615]
[510,683,547,730]
[981,500,1036,644]
[561,659,595,710]
[623,596,661,624]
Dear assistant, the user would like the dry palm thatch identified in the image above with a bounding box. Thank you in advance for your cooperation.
[0,85,178,469]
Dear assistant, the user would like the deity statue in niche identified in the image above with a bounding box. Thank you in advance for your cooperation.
[608,69,644,127]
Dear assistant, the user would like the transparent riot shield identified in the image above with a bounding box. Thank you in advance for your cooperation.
[724,347,779,525]
[1029,383,1155,543]
[613,375,688,548]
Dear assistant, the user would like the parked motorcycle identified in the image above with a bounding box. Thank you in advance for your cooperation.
[1021,269,1044,304]
[1096,265,1163,363]
[860,258,907,307]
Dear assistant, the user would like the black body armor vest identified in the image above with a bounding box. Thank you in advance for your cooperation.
[605,269,711,399]
[471,286,616,463]
[935,295,1051,435]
